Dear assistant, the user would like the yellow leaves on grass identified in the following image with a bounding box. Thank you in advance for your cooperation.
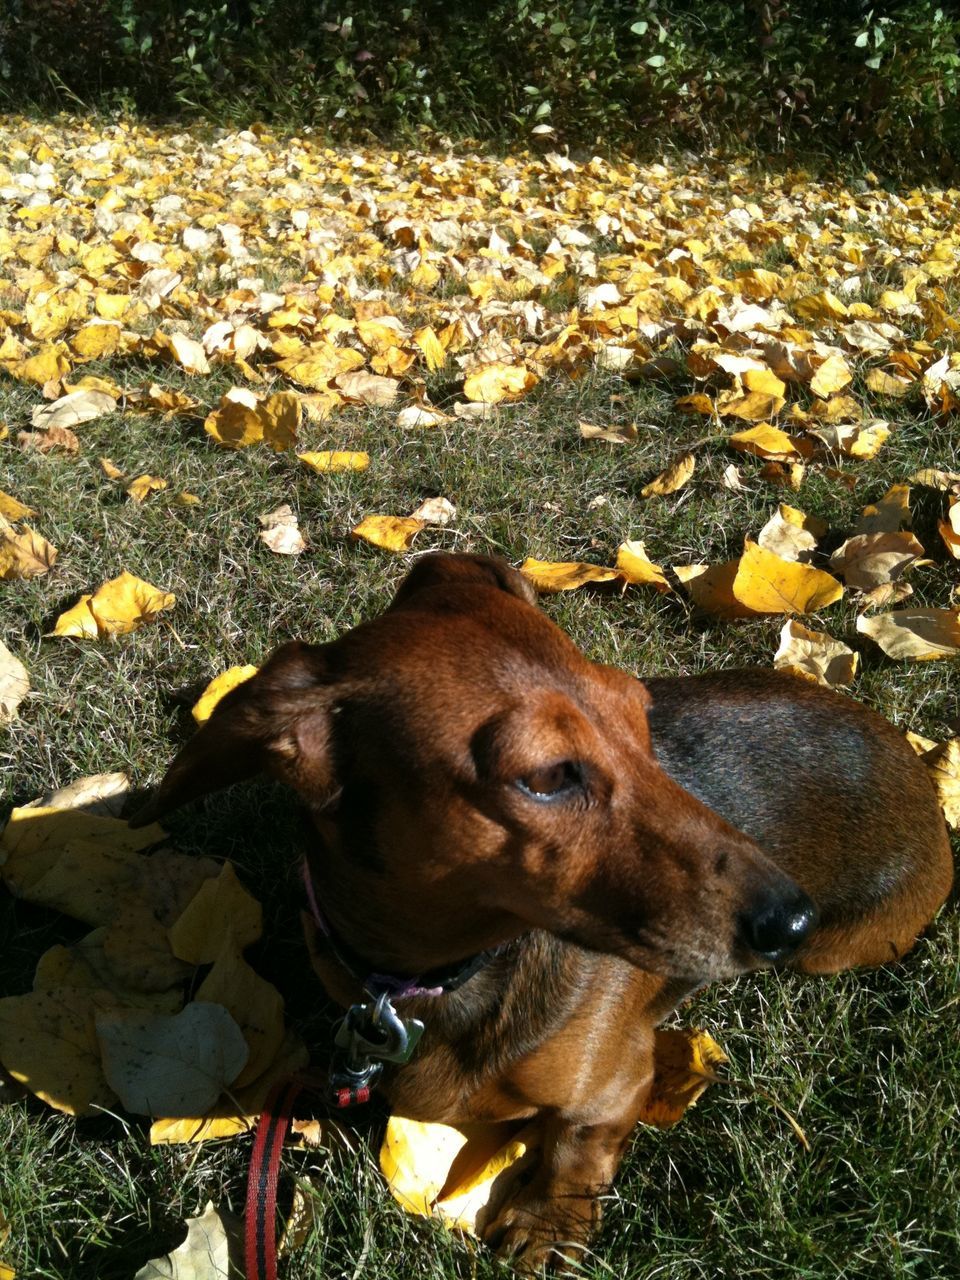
[774,621,859,688]
[463,362,539,403]
[0,783,301,1128]
[856,608,960,660]
[520,559,621,592]
[679,540,842,618]
[298,449,370,473]
[0,516,57,580]
[204,388,301,450]
[352,514,424,553]
[641,453,695,498]
[381,1026,725,1235]
[51,572,175,639]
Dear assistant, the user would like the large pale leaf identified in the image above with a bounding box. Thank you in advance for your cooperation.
[134,1202,243,1280]
[96,1003,249,1115]
[732,541,843,614]
[856,608,960,660]
[0,641,29,724]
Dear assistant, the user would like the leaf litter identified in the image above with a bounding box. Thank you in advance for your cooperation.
[3,116,960,1263]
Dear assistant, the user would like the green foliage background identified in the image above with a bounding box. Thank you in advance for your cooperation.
[2,3,960,169]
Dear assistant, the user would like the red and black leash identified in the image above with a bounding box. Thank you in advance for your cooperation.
[244,1075,375,1280]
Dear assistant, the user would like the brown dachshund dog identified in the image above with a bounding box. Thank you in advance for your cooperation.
[133,553,953,1268]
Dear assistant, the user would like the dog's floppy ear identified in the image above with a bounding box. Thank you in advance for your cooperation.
[130,641,336,827]
[389,552,537,611]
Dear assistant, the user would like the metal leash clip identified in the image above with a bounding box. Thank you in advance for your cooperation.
[328,992,425,1107]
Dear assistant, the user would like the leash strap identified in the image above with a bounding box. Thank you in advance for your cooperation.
[245,1078,303,1280]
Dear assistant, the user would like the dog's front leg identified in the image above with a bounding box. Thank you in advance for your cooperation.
[479,1095,646,1272]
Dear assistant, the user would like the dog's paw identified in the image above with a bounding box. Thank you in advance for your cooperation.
[480,1188,598,1273]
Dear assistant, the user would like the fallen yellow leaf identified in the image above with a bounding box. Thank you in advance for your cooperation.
[195,940,285,1087]
[641,453,695,498]
[259,390,301,451]
[50,572,175,639]
[125,474,168,503]
[380,1115,538,1233]
[351,514,424,553]
[636,1027,728,1128]
[0,987,120,1116]
[728,424,800,460]
[168,863,263,964]
[939,496,960,559]
[0,489,35,521]
[856,608,960,660]
[809,353,853,398]
[732,540,843,614]
[830,531,925,590]
[615,541,671,591]
[298,450,370,473]
[0,519,57,580]
[519,558,620,592]
[192,666,258,724]
[0,641,29,725]
[773,620,859,687]
[463,361,538,403]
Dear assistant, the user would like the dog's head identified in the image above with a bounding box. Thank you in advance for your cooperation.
[132,553,814,981]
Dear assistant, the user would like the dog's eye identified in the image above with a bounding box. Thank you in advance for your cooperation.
[516,761,583,800]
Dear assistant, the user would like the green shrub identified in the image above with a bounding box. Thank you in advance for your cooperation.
[1,1,957,174]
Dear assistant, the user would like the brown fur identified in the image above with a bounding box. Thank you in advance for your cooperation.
[133,553,953,1268]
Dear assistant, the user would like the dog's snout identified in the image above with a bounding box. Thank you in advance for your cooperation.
[739,883,818,963]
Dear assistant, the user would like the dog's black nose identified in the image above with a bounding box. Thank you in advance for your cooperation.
[740,885,818,962]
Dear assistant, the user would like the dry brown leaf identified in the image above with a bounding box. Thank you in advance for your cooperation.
[0,518,58,580]
[258,505,306,555]
[641,453,695,499]
[756,504,825,563]
[773,620,859,687]
[19,425,79,454]
[830,531,925,590]
[578,421,638,445]
[856,608,960,660]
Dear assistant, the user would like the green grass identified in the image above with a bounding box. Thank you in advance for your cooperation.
[2,211,960,1280]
